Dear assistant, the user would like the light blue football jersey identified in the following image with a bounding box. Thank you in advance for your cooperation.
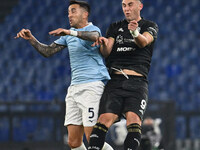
[54,23,110,85]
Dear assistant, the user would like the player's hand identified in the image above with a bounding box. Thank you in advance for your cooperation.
[128,20,138,31]
[99,37,109,46]
[15,29,33,40]
[91,38,100,47]
[49,28,70,36]
[92,37,108,47]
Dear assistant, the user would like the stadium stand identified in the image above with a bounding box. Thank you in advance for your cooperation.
[0,0,200,147]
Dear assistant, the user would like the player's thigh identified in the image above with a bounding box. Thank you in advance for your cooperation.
[123,78,148,122]
[98,79,124,120]
[67,125,84,143]
[64,92,82,126]
[78,81,105,127]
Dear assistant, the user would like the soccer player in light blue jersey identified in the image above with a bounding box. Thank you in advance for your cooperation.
[15,1,113,150]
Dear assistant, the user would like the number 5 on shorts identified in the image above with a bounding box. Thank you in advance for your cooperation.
[88,107,94,119]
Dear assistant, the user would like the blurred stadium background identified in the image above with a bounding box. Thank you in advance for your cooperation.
[0,0,200,150]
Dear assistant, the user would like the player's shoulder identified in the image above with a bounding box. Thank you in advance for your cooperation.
[87,22,99,28]
[111,19,127,26]
[109,19,127,29]
[85,22,101,31]
[140,18,158,28]
[111,19,125,24]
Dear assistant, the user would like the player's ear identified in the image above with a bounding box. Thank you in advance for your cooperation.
[83,11,89,19]
[139,3,143,11]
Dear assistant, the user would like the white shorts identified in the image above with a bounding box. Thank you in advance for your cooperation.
[64,81,105,127]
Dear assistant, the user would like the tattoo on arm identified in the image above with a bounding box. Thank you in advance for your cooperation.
[77,31,100,42]
[28,37,66,57]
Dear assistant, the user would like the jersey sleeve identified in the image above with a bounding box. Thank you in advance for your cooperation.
[83,25,102,48]
[106,23,117,39]
[143,22,158,40]
[54,36,67,46]
[85,25,102,36]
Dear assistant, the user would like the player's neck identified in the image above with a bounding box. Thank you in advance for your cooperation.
[76,21,89,29]
[136,16,142,22]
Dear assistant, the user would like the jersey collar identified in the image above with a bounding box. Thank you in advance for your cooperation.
[71,22,93,30]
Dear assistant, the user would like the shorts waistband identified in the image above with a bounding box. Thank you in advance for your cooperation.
[111,73,147,80]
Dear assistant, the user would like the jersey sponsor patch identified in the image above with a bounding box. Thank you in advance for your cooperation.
[147,26,158,36]
[124,38,135,43]
[117,47,135,52]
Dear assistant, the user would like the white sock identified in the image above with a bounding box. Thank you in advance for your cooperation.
[102,142,113,150]
[71,143,87,150]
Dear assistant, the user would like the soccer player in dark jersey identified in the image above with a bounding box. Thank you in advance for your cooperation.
[88,0,158,150]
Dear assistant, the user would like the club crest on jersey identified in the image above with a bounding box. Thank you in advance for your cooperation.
[116,35,124,44]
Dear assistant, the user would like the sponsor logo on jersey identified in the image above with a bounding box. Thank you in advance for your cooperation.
[124,38,135,43]
[117,47,135,52]
[134,138,140,146]
[148,27,157,33]
[90,134,99,138]
[139,109,144,115]
[88,146,100,150]
[118,28,124,32]
[116,35,136,44]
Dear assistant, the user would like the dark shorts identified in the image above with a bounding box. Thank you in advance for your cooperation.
[99,74,148,120]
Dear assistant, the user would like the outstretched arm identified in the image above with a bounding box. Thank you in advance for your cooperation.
[15,29,66,57]
[92,37,115,58]
[28,37,66,57]
[77,31,100,42]
[49,28,100,42]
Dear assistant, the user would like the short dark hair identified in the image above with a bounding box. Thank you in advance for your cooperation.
[69,0,90,16]
[122,0,143,3]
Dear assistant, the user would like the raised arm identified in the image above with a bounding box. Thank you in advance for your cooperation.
[15,29,66,57]
[49,28,100,42]
[128,20,154,48]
